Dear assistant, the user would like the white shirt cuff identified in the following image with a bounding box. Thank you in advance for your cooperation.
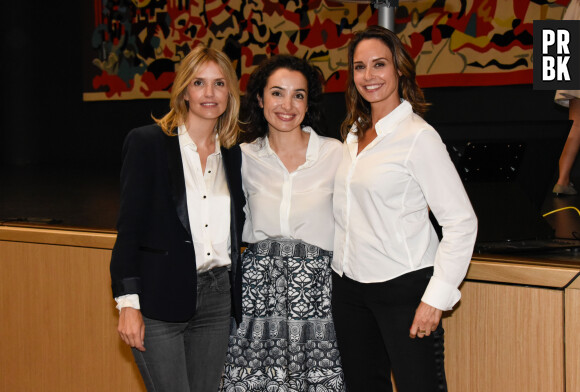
[421,275,461,311]
[114,294,141,312]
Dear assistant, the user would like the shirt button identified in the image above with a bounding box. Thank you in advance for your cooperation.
[207,252,210,256]
[205,224,208,227]
[203,195,207,199]
[208,170,212,173]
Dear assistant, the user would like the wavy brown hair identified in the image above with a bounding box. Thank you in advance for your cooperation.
[154,46,241,148]
[341,25,429,140]
[239,54,324,144]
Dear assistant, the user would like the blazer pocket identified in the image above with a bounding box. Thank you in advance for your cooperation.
[138,245,169,255]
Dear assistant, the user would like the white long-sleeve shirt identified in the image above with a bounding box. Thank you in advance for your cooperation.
[179,126,231,273]
[332,100,477,311]
[241,127,342,251]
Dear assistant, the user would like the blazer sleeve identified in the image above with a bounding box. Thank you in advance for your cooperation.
[110,127,156,298]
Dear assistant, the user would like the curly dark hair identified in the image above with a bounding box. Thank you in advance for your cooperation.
[341,25,430,140]
[239,54,325,143]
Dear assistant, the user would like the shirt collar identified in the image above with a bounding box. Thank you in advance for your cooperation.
[346,99,412,144]
[257,126,320,163]
[178,124,221,154]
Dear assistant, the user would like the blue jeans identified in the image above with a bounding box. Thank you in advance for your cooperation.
[132,266,231,392]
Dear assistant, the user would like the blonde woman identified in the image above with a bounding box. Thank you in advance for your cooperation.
[110,46,245,391]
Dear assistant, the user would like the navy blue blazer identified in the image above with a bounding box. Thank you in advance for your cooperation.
[110,124,245,323]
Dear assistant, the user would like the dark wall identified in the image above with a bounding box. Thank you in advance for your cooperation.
[0,2,570,170]
[0,2,165,169]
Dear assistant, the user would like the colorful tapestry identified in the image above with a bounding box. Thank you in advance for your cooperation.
[83,0,571,100]
[398,0,571,87]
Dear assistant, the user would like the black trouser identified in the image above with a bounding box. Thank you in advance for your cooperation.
[331,268,447,392]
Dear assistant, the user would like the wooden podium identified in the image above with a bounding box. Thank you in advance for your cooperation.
[443,255,580,391]
[0,226,144,392]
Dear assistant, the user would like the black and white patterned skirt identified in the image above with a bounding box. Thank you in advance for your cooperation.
[221,239,345,391]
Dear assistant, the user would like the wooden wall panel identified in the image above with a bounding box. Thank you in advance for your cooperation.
[1,227,578,391]
[565,286,580,392]
[443,281,565,392]
[0,240,145,392]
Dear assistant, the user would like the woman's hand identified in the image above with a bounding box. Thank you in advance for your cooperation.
[409,301,442,339]
[118,307,146,351]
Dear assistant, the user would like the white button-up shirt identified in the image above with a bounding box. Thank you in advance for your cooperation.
[179,125,231,272]
[332,100,477,311]
[241,127,342,251]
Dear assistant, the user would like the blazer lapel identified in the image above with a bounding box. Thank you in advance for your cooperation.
[165,130,192,237]
[222,146,243,265]
[222,145,239,250]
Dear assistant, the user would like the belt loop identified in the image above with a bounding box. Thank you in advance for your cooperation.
[208,268,216,280]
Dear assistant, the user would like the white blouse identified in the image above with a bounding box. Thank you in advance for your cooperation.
[241,127,343,251]
[178,125,231,273]
[332,100,478,311]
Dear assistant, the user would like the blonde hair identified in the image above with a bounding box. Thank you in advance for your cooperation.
[154,46,240,148]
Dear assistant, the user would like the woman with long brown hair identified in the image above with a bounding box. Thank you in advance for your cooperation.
[332,25,477,391]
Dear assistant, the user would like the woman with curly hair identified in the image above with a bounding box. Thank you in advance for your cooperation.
[332,26,477,391]
[221,54,346,391]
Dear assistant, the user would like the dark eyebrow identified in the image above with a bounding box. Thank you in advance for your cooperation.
[353,57,388,64]
[269,86,307,93]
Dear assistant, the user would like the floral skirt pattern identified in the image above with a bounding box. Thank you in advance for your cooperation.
[221,239,345,392]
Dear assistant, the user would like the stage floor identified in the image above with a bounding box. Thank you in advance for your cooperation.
[0,165,119,232]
